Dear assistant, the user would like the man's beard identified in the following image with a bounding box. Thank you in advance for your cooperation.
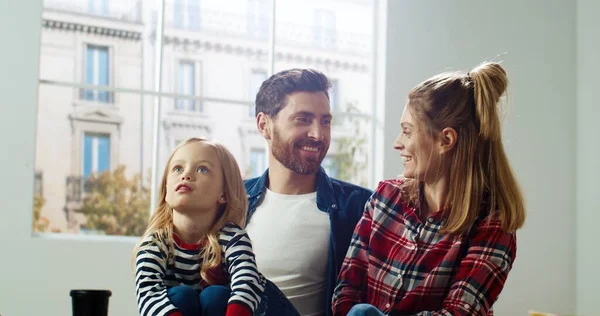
[271,127,328,175]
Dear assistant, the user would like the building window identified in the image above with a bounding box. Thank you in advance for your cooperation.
[313,9,336,49]
[329,79,339,112]
[249,69,267,116]
[174,0,201,30]
[83,133,111,184]
[247,0,268,39]
[34,172,43,197]
[82,45,111,103]
[322,156,338,178]
[88,0,109,16]
[176,61,202,112]
[249,148,266,178]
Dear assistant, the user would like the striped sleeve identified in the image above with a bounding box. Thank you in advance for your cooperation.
[220,223,265,313]
[135,236,179,316]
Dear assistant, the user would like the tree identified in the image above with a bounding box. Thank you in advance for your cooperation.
[32,195,51,232]
[333,102,369,187]
[77,165,150,236]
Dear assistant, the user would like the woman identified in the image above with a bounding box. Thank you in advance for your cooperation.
[332,62,526,316]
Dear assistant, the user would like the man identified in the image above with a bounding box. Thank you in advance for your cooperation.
[244,68,373,316]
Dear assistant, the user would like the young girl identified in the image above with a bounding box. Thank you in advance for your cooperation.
[133,137,265,316]
[332,62,526,315]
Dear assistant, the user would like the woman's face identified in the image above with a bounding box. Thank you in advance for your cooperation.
[393,105,445,182]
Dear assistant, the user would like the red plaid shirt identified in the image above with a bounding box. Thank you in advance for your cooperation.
[332,179,517,316]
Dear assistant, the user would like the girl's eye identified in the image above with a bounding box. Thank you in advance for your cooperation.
[173,166,183,172]
[197,166,208,173]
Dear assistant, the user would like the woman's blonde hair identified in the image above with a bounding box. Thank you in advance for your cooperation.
[403,62,525,234]
[132,137,247,284]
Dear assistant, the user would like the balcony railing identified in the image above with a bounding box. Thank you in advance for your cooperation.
[163,6,371,55]
[44,0,142,23]
[66,175,83,203]
[79,88,114,104]
[34,172,43,197]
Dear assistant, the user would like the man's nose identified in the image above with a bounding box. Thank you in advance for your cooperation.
[308,122,325,141]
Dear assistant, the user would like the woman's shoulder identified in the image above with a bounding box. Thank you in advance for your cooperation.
[372,178,409,201]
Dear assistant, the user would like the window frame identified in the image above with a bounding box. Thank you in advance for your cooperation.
[35,0,384,238]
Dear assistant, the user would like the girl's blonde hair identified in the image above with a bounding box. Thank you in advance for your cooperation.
[132,137,247,284]
[403,62,525,234]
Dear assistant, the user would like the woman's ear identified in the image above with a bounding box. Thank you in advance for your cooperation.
[439,127,458,154]
[218,195,226,204]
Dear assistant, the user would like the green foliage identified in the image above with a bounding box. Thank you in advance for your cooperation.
[77,165,150,236]
[32,195,50,232]
[333,102,369,187]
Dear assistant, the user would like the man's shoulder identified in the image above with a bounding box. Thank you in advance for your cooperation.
[244,177,258,188]
[244,177,261,194]
[328,177,373,201]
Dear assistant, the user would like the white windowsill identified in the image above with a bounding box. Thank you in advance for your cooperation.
[32,231,140,244]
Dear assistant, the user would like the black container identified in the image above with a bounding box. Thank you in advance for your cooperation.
[70,289,112,316]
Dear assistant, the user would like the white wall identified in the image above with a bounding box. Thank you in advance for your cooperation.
[576,0,600,315]
[0,0,584,315]
[383,1,576,315]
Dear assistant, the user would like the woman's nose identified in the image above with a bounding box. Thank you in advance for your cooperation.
[393,134,404,150]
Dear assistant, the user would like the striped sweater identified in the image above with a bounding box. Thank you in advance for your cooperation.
[135,222,265,316]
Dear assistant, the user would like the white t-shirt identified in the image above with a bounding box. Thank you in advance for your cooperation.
[246,189,330,316]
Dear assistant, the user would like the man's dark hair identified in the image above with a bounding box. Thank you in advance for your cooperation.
[255,68,331,117]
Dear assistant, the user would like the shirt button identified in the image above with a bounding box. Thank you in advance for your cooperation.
[428,217,434,223]
[463,303,469,309]
[385,303,391,308]
[331,204,338,209]
[246,194,250,198]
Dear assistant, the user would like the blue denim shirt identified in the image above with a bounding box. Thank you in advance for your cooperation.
[244,167,373,316]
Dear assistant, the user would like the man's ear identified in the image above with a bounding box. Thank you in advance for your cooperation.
[439,127,458,154]
[257,112,272,140]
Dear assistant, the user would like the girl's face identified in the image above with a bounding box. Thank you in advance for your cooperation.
[393,105,445,182]
[165,142,226,214]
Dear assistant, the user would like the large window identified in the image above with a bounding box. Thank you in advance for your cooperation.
[82,45,111,103]
[173,0,201,30]
[88,0,108,16]
[249,68,267,116]
[33,0,382,237]
[249,148,267,178]
[176,61,201,111]
[83,133,111,182]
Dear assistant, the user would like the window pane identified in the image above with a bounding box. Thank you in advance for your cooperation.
[274,0,375,186]
[249,69,267,116]
[159,0,272,117]
[159,95,266,181]
[329,114,371,187]
[33,85,150,236]
[41,0,145,92]
[249,148,266,178]
[176,61,197,111]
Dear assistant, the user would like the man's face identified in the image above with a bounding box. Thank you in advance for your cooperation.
[267,91,332,175]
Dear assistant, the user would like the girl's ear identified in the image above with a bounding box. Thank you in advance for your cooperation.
[218,195,226,204]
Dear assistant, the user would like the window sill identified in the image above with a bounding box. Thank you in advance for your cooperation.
[32,231,140,243]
